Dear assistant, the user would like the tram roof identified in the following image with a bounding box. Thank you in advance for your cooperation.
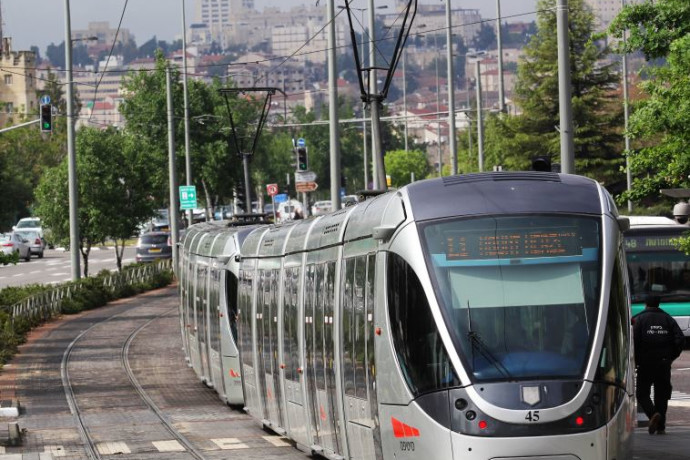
[403,172,604,221]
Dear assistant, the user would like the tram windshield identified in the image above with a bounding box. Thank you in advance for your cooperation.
[421,215,601,382]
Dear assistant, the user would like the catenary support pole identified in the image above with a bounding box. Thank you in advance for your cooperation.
[327,0,341,210]
[181,0,193,225]
[64,0,80,280]
[557,0,575,173]
[445,0,458,175]
[166,67,180,272]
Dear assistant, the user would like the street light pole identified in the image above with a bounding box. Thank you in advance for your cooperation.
[496,0,506,113]
[181,0,193,225]
[63,0,80,280]
[432,34,442,176]
[557,0,575,173]
[445,0,458,175]
[475,59,484,172]
[327,0,341,210]
[621,0,632,212]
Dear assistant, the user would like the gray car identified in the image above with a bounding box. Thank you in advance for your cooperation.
[0,233,31,261]
[135,232,172,263]
[13,230,44,258]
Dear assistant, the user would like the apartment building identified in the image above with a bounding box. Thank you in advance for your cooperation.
[0,38,37,127]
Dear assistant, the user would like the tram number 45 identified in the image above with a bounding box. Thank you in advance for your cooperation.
[525,410,540,422]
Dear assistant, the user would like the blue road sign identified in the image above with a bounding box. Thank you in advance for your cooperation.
[297,138,306,147]
[40,95,51,105]
[273,193,288,204]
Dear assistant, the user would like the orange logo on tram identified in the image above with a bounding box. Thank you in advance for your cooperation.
[391,417,420,438]
[228,369,240,378]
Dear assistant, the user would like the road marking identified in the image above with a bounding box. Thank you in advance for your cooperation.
[262,436,291,447]
[676,367,690,371]
[152,440,185,452]
[51,272,68,277]
[0,446,4,453]
[44,445,68,457]
[12,274,22,277]
[96,442,131,455]
[211,438,249,450]
[30,270,42,274]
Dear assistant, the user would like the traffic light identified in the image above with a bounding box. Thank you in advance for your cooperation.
[296,147,308,171]
[40,104,52,133]
[235,187,246,212]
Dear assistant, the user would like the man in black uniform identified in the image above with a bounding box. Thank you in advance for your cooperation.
[633,295,685,434]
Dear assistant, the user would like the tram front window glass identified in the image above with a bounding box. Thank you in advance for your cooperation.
[421,215,601,382]
[387,252,460,396]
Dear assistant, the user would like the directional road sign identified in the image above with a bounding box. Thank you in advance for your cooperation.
[179,185,198,210]
[295,171,317,183]
[297,137,306,147]
[273,193,288,203]
[295,181,318,193]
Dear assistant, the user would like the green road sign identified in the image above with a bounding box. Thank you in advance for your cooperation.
[179,185,197,210]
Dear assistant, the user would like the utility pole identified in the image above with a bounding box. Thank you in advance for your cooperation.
[181,0,193,226]
[327,0,341,210]
[445,0,458,175]
[475,60,484,172]
[64,0,80,280]
[496,0,506,113]
[166,66,180,272]
[557,0,575,173]
[622,0,632,212]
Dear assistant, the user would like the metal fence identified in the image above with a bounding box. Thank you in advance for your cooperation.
[8,259,173,324]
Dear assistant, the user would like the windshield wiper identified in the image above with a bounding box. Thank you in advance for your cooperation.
[466,301,513,379]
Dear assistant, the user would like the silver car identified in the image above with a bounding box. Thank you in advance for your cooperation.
[0,233,31,261]
[13,230,44,258]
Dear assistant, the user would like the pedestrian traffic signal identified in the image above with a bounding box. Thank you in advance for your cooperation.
[40,104,52,133]
[296,147,308,171]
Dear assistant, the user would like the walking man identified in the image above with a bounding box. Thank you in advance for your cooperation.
[633,295,685,434]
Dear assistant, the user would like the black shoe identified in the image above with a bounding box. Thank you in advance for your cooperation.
[657,429,666,435]
[648,413,662,435]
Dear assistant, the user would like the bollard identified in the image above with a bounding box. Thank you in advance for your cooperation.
[7,421,21,445]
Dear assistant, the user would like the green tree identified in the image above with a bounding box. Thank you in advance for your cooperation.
[35,128,155,276]
[605,0,690,210]
[491,0,624,185]
[384,149,431,187]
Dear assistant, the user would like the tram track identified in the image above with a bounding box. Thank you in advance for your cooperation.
[59,298,208,460]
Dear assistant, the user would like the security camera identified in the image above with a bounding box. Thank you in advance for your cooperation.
[673,201,690,225]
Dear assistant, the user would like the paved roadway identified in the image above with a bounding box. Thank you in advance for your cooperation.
[0,247,136,289]
[0,286,689,459]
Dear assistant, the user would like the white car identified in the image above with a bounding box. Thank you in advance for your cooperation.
[0,233,31,261]
[311,200,333,216]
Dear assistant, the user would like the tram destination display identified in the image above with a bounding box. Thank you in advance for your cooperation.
[445,227,581,260]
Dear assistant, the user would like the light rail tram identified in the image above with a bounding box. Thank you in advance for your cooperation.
[179,172,635,460]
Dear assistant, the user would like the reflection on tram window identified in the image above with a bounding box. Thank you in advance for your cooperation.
[421,215,601,382]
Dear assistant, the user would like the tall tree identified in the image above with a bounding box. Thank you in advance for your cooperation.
[486,0,624,186]
[384,149,430,187]
[607,1,690,208]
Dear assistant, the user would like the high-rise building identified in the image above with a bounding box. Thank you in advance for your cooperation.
[585,0,642,33]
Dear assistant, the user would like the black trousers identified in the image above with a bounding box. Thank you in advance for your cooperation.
[636,361,673,430]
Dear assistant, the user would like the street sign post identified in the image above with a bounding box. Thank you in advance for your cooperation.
[266,183,279,197]
[179,185,197,210]
[295,171,317,183]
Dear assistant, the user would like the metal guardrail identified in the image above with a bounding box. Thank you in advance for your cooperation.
[8,259,173,324]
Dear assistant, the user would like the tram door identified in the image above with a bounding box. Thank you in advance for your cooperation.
[256,270,269,419]
[186,258,201,373]
[283,266,310,446]
[208,266,222,390]
[304,264,320,447]
[341,254,382,459]
[307,262,341,455]
[259,268,285,429]
[196,263,211,382]
[238,265,259,417]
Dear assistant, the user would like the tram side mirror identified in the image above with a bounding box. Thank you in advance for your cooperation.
[673,202,690,225]
[617,217,630,232]
[373,225,396,242]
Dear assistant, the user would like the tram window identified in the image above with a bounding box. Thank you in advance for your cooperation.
[354,257,368,399]
[239,268,254,367]
[365,254,377,405]
[210,268,221,351]
[226,271,239,341]
[342,259,356,396]
[388,252,460,396]
[283,268,299,382]
[596,246,629,386]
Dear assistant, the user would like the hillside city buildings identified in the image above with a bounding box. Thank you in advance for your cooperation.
[0,0,634,169]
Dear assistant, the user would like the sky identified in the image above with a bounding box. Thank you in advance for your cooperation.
[2,0,537,53]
